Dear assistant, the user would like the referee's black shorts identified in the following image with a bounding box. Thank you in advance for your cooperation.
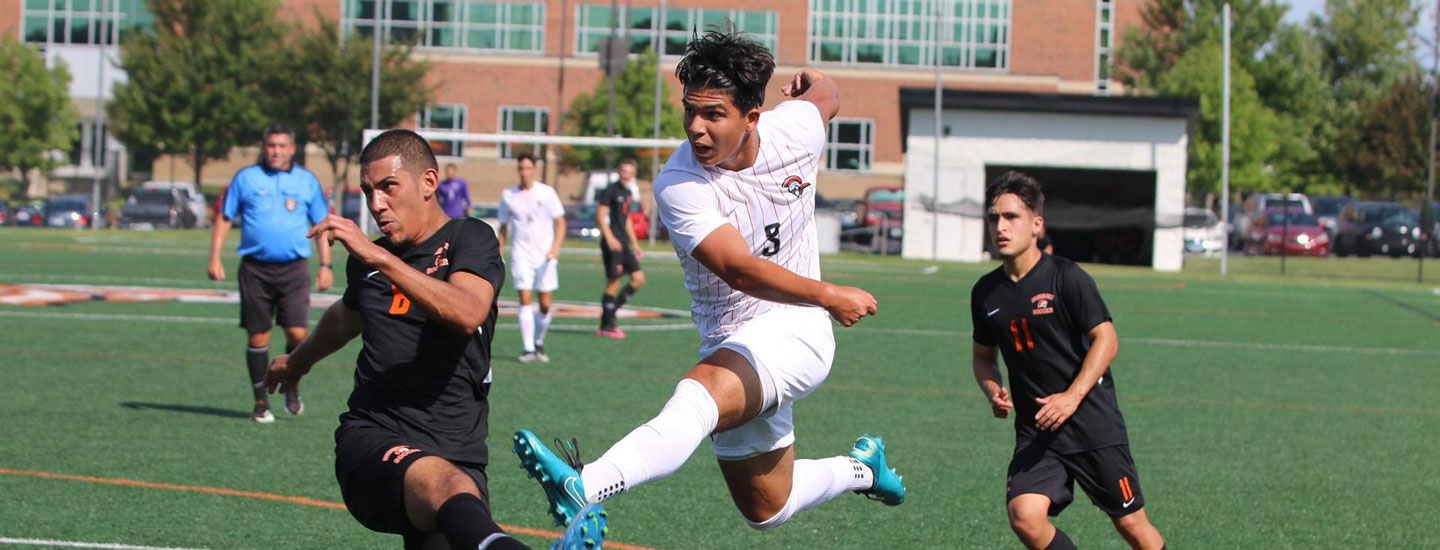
[237,256,310,333]
[600,242,641,279]
[1006,443,1145,518]
[335,422,490,549]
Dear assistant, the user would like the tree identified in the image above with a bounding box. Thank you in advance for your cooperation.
[108,0,288,188]
[1157,40,1278,199]
[0,35,79,185]
[1343,72,1433,200]
[273,15,434,194]
[1117,0,1287,93]
[1251,23,1340,193]
[559,49,684,178]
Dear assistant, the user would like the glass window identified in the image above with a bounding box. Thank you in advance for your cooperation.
[25,16,50,42]
[342,1,544,54]
[418,104,468,158]
[24,0,154,45]
[826,118,873,172]
[498,106,550,159]
[576,4,778,59]
[808,0,1010,70]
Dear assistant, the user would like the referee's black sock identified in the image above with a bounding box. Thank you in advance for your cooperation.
[1044,527,1076,550]
[615,283,637,308]
[435,493,529,550]
[600,294,617,329]
[245,347,268,403]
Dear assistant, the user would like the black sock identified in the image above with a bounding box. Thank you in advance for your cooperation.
[615,283,636,309]
[1045,527,1076,550]
[285,340,298,354]
[600,294,617,329]
[435,493,529,550]
[245,347,268,402]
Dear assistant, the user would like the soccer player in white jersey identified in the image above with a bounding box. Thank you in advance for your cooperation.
[513,29,906,533]
[497,152,566,363]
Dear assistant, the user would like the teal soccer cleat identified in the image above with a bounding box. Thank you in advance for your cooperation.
[550,503,608,550]
[514,429,589,526]
[849,434,906,505]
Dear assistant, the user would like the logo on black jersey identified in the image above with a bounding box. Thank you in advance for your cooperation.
[780,175,811,198]
[1031,293,1055,315]
[381,445,422,464]
[425,242,451,275]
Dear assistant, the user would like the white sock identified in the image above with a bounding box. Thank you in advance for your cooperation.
[518,304,536,353]
[535,308,553,347]
[581,379,718,502]
[747,456,869,531]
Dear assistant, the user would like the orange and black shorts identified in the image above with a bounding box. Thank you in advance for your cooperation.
[1005,444,1145,518]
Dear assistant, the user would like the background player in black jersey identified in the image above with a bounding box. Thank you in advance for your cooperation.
[970,171,1166,550]
[261,130,606,550]
[594,158,645,338]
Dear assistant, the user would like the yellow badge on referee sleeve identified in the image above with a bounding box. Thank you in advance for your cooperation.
[285,198,297,211]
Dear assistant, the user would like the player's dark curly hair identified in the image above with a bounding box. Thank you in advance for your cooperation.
[360,129,439,176]
[675,29,775,113]
[987,170,1045,215]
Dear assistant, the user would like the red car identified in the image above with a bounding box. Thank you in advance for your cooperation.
[1252,207,1330,256]
[857,185,904,246]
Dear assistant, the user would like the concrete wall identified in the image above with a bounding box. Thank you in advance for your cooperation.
[903,107,1189,271]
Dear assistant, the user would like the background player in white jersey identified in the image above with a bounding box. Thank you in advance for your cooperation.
[513,29,906,533]
[497,152,566,363]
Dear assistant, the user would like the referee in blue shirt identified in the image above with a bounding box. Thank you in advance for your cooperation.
[208,123,333,423]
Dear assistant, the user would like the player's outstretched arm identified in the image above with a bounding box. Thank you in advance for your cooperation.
[780,69,840,122]
[308,214,497,336]
[1034,321,1118,431]
[206,214,232,281]
[691,224,876,326]
[264,299,362,395]
[972,343,1012,419]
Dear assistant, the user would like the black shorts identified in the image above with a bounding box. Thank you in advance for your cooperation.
[1006,444,1145,518]
[237,256,311,333]
[600,243,641,279]
[334,422,490,546]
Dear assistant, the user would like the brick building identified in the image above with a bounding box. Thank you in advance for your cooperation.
[6,0,1143,204]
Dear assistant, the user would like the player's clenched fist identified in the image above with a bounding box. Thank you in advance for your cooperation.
[824,284,877,327]
[988,387,1013,419]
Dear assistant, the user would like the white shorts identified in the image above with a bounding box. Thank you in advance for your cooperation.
[701,307,835,460]
[510,258,558,292]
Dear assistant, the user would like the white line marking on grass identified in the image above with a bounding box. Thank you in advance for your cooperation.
[849,327,1440,357]
[0,311,697,332]
[0,537,209,550]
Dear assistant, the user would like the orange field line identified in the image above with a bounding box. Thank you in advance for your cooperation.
[0,468,659,550]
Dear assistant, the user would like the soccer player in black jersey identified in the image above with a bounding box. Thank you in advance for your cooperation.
[261,130,606,550]
[970,171,1166,550]
[594,158,645,338]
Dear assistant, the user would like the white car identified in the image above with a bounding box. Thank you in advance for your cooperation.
[140,181,210,228]
[1183,207,1225,255]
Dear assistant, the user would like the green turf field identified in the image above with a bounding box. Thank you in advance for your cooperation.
[1,228,1437,550]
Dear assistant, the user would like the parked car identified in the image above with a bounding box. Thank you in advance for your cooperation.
[12,203,46,227]
[626,198,654,240]
[1309,195,1353,240]
[1236,192,1312,251]
[0,197,8,226]
[856,186,904,246]
[44,195,104,228]
[1182,207,1225,255]
[1424,201,1439,257]
[1334,201,1422,257]
[119,187,198,229]
[1248,207,1329,257]
[140,181,210,228]
[816,193,863,241]
[564,203,601,240]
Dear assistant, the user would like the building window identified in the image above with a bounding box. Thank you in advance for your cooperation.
[808,0,1010,70]
[23,0,154,45]
[1094,0,1113,94]
[826,118,873,172]
[574,5,779,58]
[343,0,545,54]
[498,106,549,159]
[417,104,468,157]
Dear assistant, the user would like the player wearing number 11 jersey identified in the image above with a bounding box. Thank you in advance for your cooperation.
[970,171,1166,550]
[513,29,906,534]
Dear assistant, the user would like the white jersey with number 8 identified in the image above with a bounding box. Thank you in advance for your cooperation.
[654,100,828,349]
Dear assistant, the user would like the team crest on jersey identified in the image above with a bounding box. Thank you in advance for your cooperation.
[780,175,811,198]
[381,445,422,464]
[425,242,451,275]
[1031,293,1055,315]
[285,198,297,211]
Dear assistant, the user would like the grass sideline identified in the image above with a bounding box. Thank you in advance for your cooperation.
[1,227,1437,549]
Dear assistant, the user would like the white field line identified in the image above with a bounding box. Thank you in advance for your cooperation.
[3,310,1433,358]
[0,537,210,550]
